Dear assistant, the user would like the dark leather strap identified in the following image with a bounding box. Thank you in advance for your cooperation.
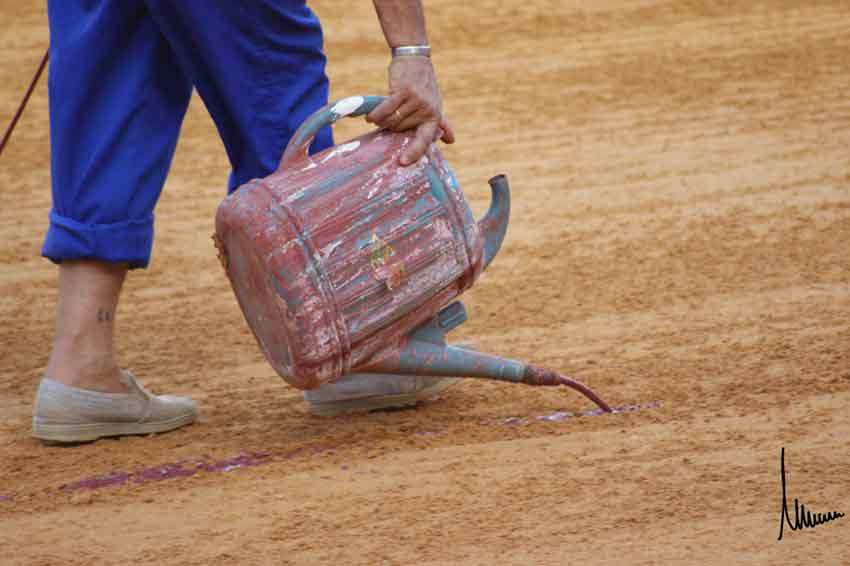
[0,48,49,157]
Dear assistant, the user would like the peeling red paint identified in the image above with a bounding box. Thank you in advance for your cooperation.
[216,128,485,390]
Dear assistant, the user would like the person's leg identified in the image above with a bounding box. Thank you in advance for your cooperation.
[42,0,192,393]
[44,261,128,393]
[34,1,196,442]
[43,1,192,269]
[144,0,333,192]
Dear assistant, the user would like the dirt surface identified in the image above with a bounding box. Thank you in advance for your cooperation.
[2,1,849,564]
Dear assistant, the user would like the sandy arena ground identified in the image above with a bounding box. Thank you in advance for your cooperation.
[1,1,849,564]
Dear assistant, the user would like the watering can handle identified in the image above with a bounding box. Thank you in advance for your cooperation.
[279,95,510,270]
[279,95,385,169]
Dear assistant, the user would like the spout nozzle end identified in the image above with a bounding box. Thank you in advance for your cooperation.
[523,364,613,413]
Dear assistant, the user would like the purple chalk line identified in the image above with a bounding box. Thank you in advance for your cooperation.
[60,448,325,493]
[37,400,662,496]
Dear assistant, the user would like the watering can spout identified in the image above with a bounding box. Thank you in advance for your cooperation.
[360,301,612,413]
[479,175,511,271]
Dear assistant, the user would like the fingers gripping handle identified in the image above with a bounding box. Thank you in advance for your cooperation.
[279,95,385,169]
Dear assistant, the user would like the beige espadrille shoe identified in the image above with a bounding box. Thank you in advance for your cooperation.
[32,370,196,443]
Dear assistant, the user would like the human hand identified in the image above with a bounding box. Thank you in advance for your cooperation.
[366,55,455,166]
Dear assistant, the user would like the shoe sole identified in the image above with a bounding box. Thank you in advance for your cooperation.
[306,377,460,417]
[32,412,196,444]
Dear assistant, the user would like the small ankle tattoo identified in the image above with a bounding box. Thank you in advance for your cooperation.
[96,309,113,323]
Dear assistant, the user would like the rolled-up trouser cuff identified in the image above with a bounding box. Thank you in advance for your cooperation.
[41,210,155,269]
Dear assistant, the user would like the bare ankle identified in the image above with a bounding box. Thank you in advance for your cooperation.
[45,351,128,393]
[46,260,129,393]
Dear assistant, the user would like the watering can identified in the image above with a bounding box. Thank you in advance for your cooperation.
[214,96,611,412]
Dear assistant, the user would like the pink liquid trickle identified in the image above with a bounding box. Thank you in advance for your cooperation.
[502,400,662,426]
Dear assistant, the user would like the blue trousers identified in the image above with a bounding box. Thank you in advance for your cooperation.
[43,0,334,268]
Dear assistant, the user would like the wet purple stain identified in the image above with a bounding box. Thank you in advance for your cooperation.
[580,407,610,417]
[61,451,279,493]
[0,495,12,503]
[61,471,131,492]
[195,452,272,473]
[535,401,661,421]
[281,447,305,460]
[133,463,197,484]
[413,430,442,437]
[536,411,574,422]
[503,401,662,427]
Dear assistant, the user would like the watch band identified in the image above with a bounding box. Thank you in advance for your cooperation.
[391,45,431,58]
